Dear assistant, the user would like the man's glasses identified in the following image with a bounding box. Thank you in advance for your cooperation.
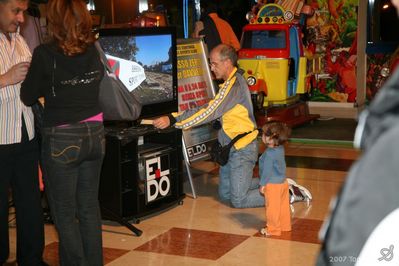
[209,58,226,68]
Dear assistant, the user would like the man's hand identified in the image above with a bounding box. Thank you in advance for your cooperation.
[4,62,30,85]
[192,21,204,38]
[153,116,171,129]
[259,185,265,194]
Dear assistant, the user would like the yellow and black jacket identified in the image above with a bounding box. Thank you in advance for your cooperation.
[171,68,258,150]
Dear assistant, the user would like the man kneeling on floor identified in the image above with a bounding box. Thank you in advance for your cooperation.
[153,44,264,208]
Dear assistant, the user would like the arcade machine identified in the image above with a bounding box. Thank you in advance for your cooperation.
[97,26,185,235]
[238,3,319,127]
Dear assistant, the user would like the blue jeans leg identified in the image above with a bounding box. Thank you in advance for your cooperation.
[76,159,103,266]
[218,162,231,202]
[44,162,85,266]
[227,141,264,208]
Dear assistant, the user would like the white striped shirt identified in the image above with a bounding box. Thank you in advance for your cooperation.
[0,31,35,144]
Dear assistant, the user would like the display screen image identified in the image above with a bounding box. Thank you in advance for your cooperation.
[241,30,286,49]
[98,27,178,119]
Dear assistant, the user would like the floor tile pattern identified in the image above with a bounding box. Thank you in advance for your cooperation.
[134,227,250,260]
[43,242,130,265]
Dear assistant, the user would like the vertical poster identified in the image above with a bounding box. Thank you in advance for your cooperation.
[176,38,217,163]
[304,0,358,103]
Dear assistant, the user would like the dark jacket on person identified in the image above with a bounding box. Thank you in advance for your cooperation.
[20,43,103,127]
[317,68,399,265]
[199,14,222,53]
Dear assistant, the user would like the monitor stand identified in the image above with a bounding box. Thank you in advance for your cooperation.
[100,206,142,236]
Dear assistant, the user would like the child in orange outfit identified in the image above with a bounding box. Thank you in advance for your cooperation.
[259,122,292,236]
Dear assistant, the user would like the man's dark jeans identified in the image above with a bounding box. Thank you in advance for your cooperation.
[0,120,44,266]
[41,122,105,266]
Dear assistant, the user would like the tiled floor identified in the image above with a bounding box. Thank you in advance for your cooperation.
[6,142,360,265]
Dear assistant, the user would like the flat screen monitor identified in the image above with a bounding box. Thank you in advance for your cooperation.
[98,27,178,120]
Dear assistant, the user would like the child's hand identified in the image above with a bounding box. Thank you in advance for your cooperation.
[259,185,265,194]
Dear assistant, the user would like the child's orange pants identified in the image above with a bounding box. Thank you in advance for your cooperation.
[264,181,291,236]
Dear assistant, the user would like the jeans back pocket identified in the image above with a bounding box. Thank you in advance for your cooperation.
[50,137,83,165]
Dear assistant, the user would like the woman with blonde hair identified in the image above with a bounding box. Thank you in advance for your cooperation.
[20,0,105,264]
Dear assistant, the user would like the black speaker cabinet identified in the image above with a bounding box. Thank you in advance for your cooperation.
[99,126,185,222]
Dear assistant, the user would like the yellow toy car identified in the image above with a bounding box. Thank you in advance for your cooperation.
[238,4,310,109]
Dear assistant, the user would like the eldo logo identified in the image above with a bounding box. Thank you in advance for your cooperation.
[146,156,171,203]
[187,143,207,158]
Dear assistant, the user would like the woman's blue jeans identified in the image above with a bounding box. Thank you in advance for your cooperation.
[218,140,265,208]
[41,122,105,266]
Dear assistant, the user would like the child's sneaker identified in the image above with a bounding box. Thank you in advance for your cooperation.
[287,178,312,204]
[260,227,271,236]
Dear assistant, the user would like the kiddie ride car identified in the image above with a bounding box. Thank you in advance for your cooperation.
[238,3,319,127]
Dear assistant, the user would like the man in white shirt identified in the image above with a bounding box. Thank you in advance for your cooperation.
[0,0,45,265]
